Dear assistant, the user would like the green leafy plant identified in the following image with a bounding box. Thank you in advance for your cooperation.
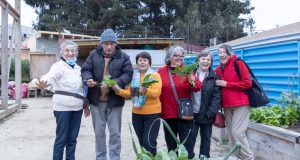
[277,74,300,112]
[8,58,30,82]
[172,63,198,87]
[129,119,198,160]
[101,75,117,87]
[142,74,159,87]
[250,105,299,127]
[277,92,300,113]
[129,118,241,160]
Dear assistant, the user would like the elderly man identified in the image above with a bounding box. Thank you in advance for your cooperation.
[81,29,133,160]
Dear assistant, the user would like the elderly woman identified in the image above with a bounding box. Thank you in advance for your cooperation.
[157,46,202,158]
[112,52,162,156]
[36,40,87,160]
[190,52,221,159]
[215,44,254,160]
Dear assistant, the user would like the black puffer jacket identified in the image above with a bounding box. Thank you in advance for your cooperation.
[193,68,221,124]
[81,46,133,107]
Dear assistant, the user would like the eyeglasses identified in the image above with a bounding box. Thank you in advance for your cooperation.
[173,54,184,58]
[64,49,78,53]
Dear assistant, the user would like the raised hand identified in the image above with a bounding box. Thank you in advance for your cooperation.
[36,79,50,89]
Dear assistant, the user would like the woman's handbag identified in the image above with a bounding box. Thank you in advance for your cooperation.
[168,70,193,120]
[214,109,226,128]
[178,98,194,120]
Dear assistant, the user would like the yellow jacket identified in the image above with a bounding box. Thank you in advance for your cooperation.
[117,72,162,115]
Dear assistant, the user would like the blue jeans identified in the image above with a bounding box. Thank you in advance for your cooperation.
[53,110,83,160]
[190,123,212,158]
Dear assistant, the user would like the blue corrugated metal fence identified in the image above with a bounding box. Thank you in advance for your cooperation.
[211,41,300,105]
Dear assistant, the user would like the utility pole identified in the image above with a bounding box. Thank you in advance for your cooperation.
[144,26,147,38]
[187,24,190,54]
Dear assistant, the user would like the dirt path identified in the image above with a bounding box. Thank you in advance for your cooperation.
[0,97,232,160]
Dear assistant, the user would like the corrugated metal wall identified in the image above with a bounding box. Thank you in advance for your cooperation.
[211,41,300,105]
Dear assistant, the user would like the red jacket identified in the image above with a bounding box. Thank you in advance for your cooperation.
[215,55,252,108]
[158,65,202,119]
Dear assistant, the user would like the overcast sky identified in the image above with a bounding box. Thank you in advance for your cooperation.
[251,0,300,31]
[20,0,300,32]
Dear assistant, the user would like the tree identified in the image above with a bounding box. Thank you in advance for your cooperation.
[173,0,253,46]
[25,0,254,44]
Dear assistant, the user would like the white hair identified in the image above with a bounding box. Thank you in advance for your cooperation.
[165,46,185,65]
[59,40,78,57]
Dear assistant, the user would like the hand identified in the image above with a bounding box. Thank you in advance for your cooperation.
[188,74,195,83]
[83,106,90,117]
[36,80,50,89]
[100,84,109,94]
[139,86,147,95]
[86,79,97,87]
[188,74,196,87]
[216,80,227,87]
[112,84,121,93]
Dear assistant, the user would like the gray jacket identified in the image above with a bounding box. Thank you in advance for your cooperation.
[81,46,133,107]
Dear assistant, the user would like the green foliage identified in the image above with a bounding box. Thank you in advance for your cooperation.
[142,74,159,87]
[172,0,253,45]
[172,63,198,77]
[9,59,30,82]
[24,0,146,34]
[25,0,253,44]
[250,105,299,127]
[251,74,300,128]
[277,92,300,112]
[129,119,200,160]
[101,75,117,88]
[172,63,198,87]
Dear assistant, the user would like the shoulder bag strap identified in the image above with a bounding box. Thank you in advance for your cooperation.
[168,69,179,102]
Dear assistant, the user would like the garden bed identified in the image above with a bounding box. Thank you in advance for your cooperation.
[212,122,300,160]
[287,119,300,133]
[247,122,300,160]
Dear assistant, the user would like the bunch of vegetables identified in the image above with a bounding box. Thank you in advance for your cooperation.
[141,74,159,87]
[172,63,198,87]
[101,75,117,87]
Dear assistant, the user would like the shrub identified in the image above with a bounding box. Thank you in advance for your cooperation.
[9,58,30,82]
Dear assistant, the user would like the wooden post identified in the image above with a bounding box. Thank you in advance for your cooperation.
[1,3,9,109]
[14,0,21,105]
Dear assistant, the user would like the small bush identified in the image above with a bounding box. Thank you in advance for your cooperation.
[9,59,30,82]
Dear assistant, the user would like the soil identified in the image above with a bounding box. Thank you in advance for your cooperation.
[0,97,234,160]
[287,120,300,133]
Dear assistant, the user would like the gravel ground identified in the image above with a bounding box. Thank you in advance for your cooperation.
[0,97,235,160]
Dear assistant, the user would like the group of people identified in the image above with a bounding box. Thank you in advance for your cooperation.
[36,28,255,160]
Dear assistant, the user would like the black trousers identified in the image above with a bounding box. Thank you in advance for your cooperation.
[163,118,194,159]
[190,122,213,158]
[132,113,161,155]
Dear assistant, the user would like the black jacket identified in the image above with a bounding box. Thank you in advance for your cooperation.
[193,68,221,125]
[81,46,133,107]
